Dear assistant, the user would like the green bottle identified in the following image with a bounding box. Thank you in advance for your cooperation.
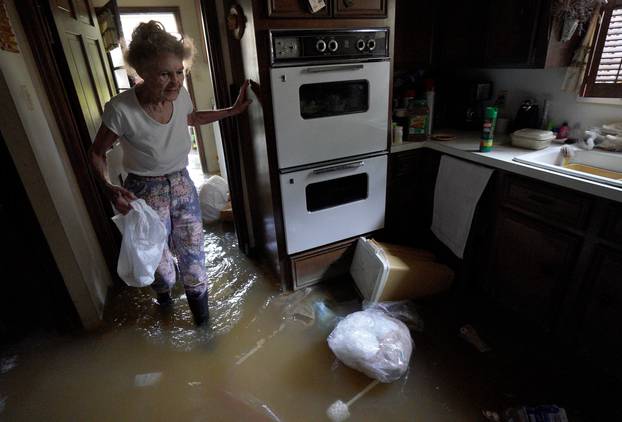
[480,106,498,152]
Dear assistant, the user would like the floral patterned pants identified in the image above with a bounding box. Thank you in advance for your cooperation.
[124,169,207,297]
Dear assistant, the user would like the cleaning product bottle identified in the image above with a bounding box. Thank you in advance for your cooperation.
[407,100,429,142]
[480,106,498,152]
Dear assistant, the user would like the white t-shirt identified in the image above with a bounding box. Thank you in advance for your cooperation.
[102,86,194,176]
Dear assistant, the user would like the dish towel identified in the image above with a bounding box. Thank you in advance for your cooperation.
[431,156,494,259]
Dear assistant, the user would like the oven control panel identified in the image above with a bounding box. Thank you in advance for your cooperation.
[271,29,388,66]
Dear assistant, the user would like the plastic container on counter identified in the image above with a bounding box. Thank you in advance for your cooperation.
[511,128,556,150]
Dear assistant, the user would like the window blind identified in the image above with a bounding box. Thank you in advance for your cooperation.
[595,7,622,83]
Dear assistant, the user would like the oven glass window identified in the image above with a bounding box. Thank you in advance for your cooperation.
[306,173,368,212]
[299,80,369,119]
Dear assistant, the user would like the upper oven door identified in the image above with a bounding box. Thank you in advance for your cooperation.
[270,60,390,169]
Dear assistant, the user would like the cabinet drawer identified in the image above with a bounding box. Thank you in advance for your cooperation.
[334,0,386,17]
[502,175,592,229]
[290,238,357,290]
[389,151,419,179]
[267,0,330,17]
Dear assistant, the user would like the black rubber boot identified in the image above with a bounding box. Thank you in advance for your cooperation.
[187,289,209,326]
[156,291,173,308]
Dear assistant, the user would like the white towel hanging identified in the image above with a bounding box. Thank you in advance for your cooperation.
[431,156,494,258]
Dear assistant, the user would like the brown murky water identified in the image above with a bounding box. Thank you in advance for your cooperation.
[0,221,501,422]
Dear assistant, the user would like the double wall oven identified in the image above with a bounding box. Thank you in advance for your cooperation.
[269,29,390,254]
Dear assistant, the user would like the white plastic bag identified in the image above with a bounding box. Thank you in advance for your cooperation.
[198,175,229,224]
[112,199,167,287]
[327,307,413,383]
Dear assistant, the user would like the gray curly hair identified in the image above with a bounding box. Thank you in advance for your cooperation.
[125,20,196,76]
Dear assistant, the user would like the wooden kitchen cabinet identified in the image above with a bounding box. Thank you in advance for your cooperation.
[333,0,386,17]
[384,149,440,246]
[266,0,385,18]
[489,209,581,331]
[434,0,487,67]
[484,0,544,66]
[483,0,580,68]
[267,0,330,17]
[394,0,435,68]
[393,0,579,69]
[385,150,622,379]
[575,247,622,380]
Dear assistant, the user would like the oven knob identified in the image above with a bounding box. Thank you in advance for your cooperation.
[328,39,339,52]
[315,39,327,53]
[367,39,376,51]
[356,39,366,51]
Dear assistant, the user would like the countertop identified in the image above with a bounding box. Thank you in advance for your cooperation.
[390,132,622,203]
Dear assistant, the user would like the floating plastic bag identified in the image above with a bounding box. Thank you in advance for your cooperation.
[199,175,229,224]
[112,199,167,287]
[327,305,413,383]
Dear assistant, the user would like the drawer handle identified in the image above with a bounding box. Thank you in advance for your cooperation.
[527,193,554,206]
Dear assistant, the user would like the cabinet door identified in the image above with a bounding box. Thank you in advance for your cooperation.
[577,247,622,379]
[490,210,581,331]
[435,0,487,66]
[268,0,330,17]
[333,0,386,17]
[484,0,544,66]
[394,0,435,68]
[384,150,440,245]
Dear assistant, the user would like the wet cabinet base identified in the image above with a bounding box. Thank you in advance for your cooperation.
[287,236,361,290]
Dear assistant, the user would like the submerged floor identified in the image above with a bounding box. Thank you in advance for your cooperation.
[0,226,612,420]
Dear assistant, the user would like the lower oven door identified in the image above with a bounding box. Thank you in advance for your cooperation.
[270,61,390,169]
[279,154,387,254]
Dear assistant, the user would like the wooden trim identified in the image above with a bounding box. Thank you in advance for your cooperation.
[583,1,622,98]
[118,6,182,19]
[15,0,120,281]
[200,0,251,254]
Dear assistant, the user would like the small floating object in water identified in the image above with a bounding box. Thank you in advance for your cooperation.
[326,379,380,422]
[134,372,162,387]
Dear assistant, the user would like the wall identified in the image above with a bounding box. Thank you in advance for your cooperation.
[0,0,112,328]
[95,0,223,175]
[468,67,622,133]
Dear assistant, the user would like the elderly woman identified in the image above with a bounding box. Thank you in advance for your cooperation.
[89,21,250,326]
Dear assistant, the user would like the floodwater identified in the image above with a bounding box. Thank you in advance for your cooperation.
[0,221,494,422]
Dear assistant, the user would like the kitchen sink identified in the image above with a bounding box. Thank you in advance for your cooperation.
[513,146,622,188]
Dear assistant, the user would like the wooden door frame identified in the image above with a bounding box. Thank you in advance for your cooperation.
[199,0,252,255]
[15,0,121,280]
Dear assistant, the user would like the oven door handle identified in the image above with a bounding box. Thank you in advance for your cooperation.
[303,64,364,74]
[312,161,364,175]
